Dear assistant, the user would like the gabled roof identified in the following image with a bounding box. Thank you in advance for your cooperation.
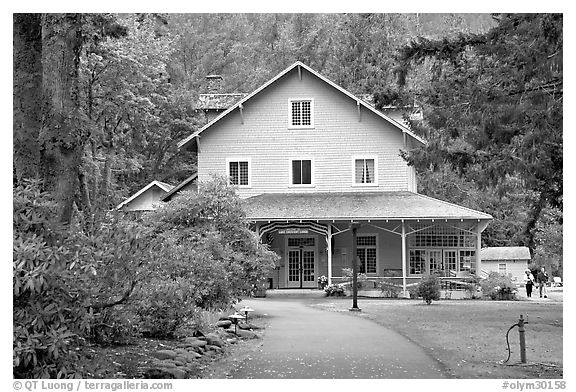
[243,191,493,221]
[179,61,426,149]
[160,172,198,202]
[116,180,174,210]
[480,247,531,261]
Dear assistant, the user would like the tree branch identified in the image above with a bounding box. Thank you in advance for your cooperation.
[87,279,137,310]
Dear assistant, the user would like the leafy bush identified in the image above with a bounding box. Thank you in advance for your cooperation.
[324,284,345,296]
[13,180,83,378]
[134,280,202,338]
[13,180,156,376]
[132,177,278,336]
[415,275,441,304]
[479,272,517,300]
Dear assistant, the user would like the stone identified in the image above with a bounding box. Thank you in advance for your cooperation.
[186,350,202,359]
[205,333,224,347]
[153,359,176,368]
[236,330,258,339]
[237,322,252,330]
[175,348,189,356]
[183,337,208,348]
[164,368,187,379]
[226,338,238,344]
[206,344,222,352]
[174,356,189,365]
[144,368,173,379]
[152,350,178,361]
[216,320,232,328]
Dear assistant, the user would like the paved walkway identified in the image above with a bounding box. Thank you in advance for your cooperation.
[229,298,446,379]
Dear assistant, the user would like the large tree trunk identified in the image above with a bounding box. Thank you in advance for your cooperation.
[13,14,43,182]
[39,13,86,226]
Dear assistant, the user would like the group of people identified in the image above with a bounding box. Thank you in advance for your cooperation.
[524,266,549,298]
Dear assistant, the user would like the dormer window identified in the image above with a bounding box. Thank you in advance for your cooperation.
[289,99,314,128]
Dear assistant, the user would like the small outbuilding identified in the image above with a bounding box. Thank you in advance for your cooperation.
[116,180,174,211]
[480,247,532,284]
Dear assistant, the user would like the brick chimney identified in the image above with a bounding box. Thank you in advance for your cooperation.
[205,74,223,94]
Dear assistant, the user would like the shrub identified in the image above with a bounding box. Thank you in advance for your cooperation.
[415,275,441,304]
[13,180,83,378]
[324,284,345,296]
[134,280,202,338]
[479,272,517,300]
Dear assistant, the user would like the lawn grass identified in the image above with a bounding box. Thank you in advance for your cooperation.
[310,298,563,379]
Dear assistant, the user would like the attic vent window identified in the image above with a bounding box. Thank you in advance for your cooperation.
[289,99,313,128]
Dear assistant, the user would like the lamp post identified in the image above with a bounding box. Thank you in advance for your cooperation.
[349,222,361,312]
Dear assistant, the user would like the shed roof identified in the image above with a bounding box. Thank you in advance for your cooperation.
[116,180,174,210]
[480,247,531,261]
[179,61,426,150]
[243,191,492,221]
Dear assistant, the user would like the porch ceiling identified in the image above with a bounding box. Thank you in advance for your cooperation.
[243,191,493,221]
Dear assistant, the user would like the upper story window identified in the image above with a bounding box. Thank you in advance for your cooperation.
[353,156,378,186]
[291,159,313,186]
[227,158,250,187]
[289,99,314,128]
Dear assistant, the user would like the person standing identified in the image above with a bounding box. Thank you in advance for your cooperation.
[525,269,535,298]
[537,266,549,298]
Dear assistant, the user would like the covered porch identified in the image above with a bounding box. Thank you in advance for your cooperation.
[245,192,492,295]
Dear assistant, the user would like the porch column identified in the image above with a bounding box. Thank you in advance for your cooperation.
[327,224,333,285]
[476,222,482,277]
[401,220,407,297]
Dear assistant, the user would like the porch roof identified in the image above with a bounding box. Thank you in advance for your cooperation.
[243,191,493,221]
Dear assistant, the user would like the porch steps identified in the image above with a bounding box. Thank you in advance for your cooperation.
[264,289,327,298]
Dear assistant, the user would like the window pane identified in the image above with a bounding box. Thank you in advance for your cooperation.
[291,102,301,126]
[229,162,239,185]
[357,236,376,246]
[365,159,374,183]
[301,101,311,125]
[355,160,364,183]
[357,248,366,274]
[366,248,377,273]
[292,160,302,184]
[239,161,249,185]
[301,160,311,184]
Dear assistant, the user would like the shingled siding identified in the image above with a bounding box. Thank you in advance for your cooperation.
[197,67,416,197]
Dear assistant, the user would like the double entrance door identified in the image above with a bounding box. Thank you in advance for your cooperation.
[286,237,316,288]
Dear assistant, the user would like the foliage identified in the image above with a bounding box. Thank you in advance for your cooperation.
[80,14,200,212]
[142,177,277,310]
[479,272,517,300]
[324,284,345,297]
[415,275,441,304]
[13,179,159,376]
[134,280,202,339]
[395,14,563,255]
[317,275,328,289]
[13,180,83,378]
